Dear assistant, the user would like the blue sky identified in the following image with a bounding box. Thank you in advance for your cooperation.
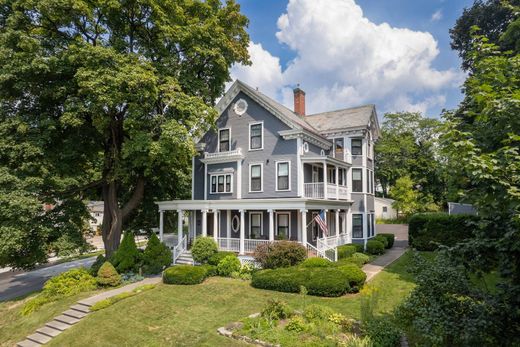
[230,0,475,118]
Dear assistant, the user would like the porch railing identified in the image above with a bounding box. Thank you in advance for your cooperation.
[316,238,338,262]
[304,183,349,200]
[244,239,270,253]
[173,234,188,264]
[217,237,240,252]
[304,183,324,198]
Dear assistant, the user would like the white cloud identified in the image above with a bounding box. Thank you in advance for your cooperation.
[431,9,443,22]
[229,0,461,116]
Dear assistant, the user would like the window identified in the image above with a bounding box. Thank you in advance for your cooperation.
[382,206,388,213]
[371,214,375,237]
[249,122,263,150]
[334,138,344,159]
[210,173,232,194]
[276,213,290,239]
[218,128,230,152]
[372,171,375,194]
[276,161,290,191]
[353,214,363,238]
[327,167,336,184]
[250,164,262,192]
[351,138,362,155]
[250,212,262,238]
[366,169,371,193]
[352,168,363,192]
[231,215,240,232]
[338,168,346,186]
[367,214,372,237]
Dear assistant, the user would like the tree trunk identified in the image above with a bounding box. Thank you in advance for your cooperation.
[102,181,123,258]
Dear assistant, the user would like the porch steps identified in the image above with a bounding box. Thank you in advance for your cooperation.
[176,251,195,265]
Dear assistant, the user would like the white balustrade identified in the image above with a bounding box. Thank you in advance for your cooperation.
[173,234,188,264]
[217,237,240,252]
[244,239,271,253]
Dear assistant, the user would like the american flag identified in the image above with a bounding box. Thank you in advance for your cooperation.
[314,210,328,236]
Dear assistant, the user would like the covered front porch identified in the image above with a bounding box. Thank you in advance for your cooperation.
[156,198,353,261]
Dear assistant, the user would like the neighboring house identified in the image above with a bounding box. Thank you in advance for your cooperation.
[87,201,104,232]
[448,202,477,215]
[374,197,397,220]
[156,80,380,262]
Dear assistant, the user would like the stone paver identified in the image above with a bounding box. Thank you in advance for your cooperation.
[27,333,52,345]
[70,303,90,313]
[63,309,88,319]
[54,314,80,325]
[36,327,62,337]
[45,320,72,331]
[16,339,41,347]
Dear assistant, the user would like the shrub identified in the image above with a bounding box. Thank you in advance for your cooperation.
[162,265,207,285]
[21,268,97,315]
[261,299,291,320]
[231,263,255,280]
[142,233,172,274]
[200,264,218,277]
[251,266,352,297]
[217,254,241,277]
[362,316,401,347]
[408,213,477,251]
[303,304,335,321]
[348,252,371,266]
[337,264,367,290]
[97,262,121,287]
[366,240,385,255]
[208,251,236,266]
[111,231,141,273]
[374,235,389,248]
[300,257,333,268]
[337,245,357,259]
[121,272,144,284]
[89,255,106,276]
[253,241,306,269]
[377,233,395,249]
[191,237,218,264]
[286,316,306,332]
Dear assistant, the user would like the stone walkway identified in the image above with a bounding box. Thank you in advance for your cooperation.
[17,276,161,347]
[362,247,407,282]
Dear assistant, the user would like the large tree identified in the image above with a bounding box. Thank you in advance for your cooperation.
[0,0,249,267]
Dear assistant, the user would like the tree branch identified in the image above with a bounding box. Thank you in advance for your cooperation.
[43,178,105,198]
[121,177,145,220]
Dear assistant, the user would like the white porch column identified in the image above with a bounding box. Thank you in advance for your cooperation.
[239,209,245,255]
[213,209,218,243]
[324,209,328,237]
[202,209,208,237]
[268,209,274,241]
[323,161,328,199]
[335,166,339,200]
[177,209,183,245]
[159,210,164,241]
[297,210,301,242]
[346,207,352,244]
[335,209,340,237]
[301,209,307,245]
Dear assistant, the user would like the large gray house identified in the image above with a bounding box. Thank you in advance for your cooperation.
[157,80,380,262]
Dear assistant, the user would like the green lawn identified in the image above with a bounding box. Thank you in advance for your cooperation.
[44,251,421,347]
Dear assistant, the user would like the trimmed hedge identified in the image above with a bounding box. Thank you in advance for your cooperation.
[208,251,236,266]
[191,237,218,263]
[345,243,364,253]
[162,265,207,285]
[300,257,333,268]
[377,233,395,249]
[200,264,218,277]
[409,213,477,251]
[253,241,307,269]
[251,264,366,297]
[366,240,385,255]
[97,261,121,287]
[337,245,357,259]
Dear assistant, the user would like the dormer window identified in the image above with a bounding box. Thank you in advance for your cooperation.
[249,122,263,150]
[218,128,230,152]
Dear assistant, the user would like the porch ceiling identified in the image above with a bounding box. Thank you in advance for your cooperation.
[156,198,352,211]
[301,156,351,168]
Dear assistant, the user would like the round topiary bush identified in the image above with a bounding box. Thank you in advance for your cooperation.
[191,237,218,264]
[89,255,106,276]
[208,251,236,266]
[377,233,395,249]
[374,235,389,248]
[366,240,385,255]
[163,265,207,285]
[351,252,370,264]
[97,261,122,287]
[217,254,241,277]
[142,233,172,274]
[337,263,367,288]
[337,245,357,259]
[300,257,333,268]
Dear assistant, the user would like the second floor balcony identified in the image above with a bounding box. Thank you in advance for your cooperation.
[201,148,244,164]
[304,182,349,200]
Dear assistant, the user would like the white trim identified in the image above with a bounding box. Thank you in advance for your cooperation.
[217,127,231,153]
[233,98,248,115]
[275,160,291,192]
[248,121,264,151]
[248,162,263,193]
[249,211,263,238]
[275,211,291,239]
[231,214,240,232]
[352,167,363,193]
[209,173,233,194]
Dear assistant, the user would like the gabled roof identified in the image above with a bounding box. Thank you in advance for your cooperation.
[305,105,376,132]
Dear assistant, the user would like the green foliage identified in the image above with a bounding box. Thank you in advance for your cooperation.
[142,233,172,274]
[200,264,218,277]
[285,315,306,332]
[21,268,97,315]
[377,234,395,249]
[111,232,141,273]
[0,0,250,266]
[96,262,121,287]
[337,264,367,290]
[337,253,371,267]
[253,241,307,269]
[303,304,335,321]
[408,213,477,251]
[162,265,207,285]
[261,299,291,320]
[345,243,364,253]
[337,245,358,259]
[373,235,389,249]
[300,257,333,268]
[191,237,218,264]
[89,255,106,276]
[251,266,360,297]
[366,240,385,255]
[351,252,371,265]
[208,251,236,266]
[389,176,419,217]
[362,316,401,347]
[217,254,241,277]
[90,284,155,311]
[120,272,144,284]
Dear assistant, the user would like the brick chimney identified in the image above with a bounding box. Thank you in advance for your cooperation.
[293,86,306,116]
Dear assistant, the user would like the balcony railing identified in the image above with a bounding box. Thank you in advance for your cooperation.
[204,148,243,160]
[304,183,349,200]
